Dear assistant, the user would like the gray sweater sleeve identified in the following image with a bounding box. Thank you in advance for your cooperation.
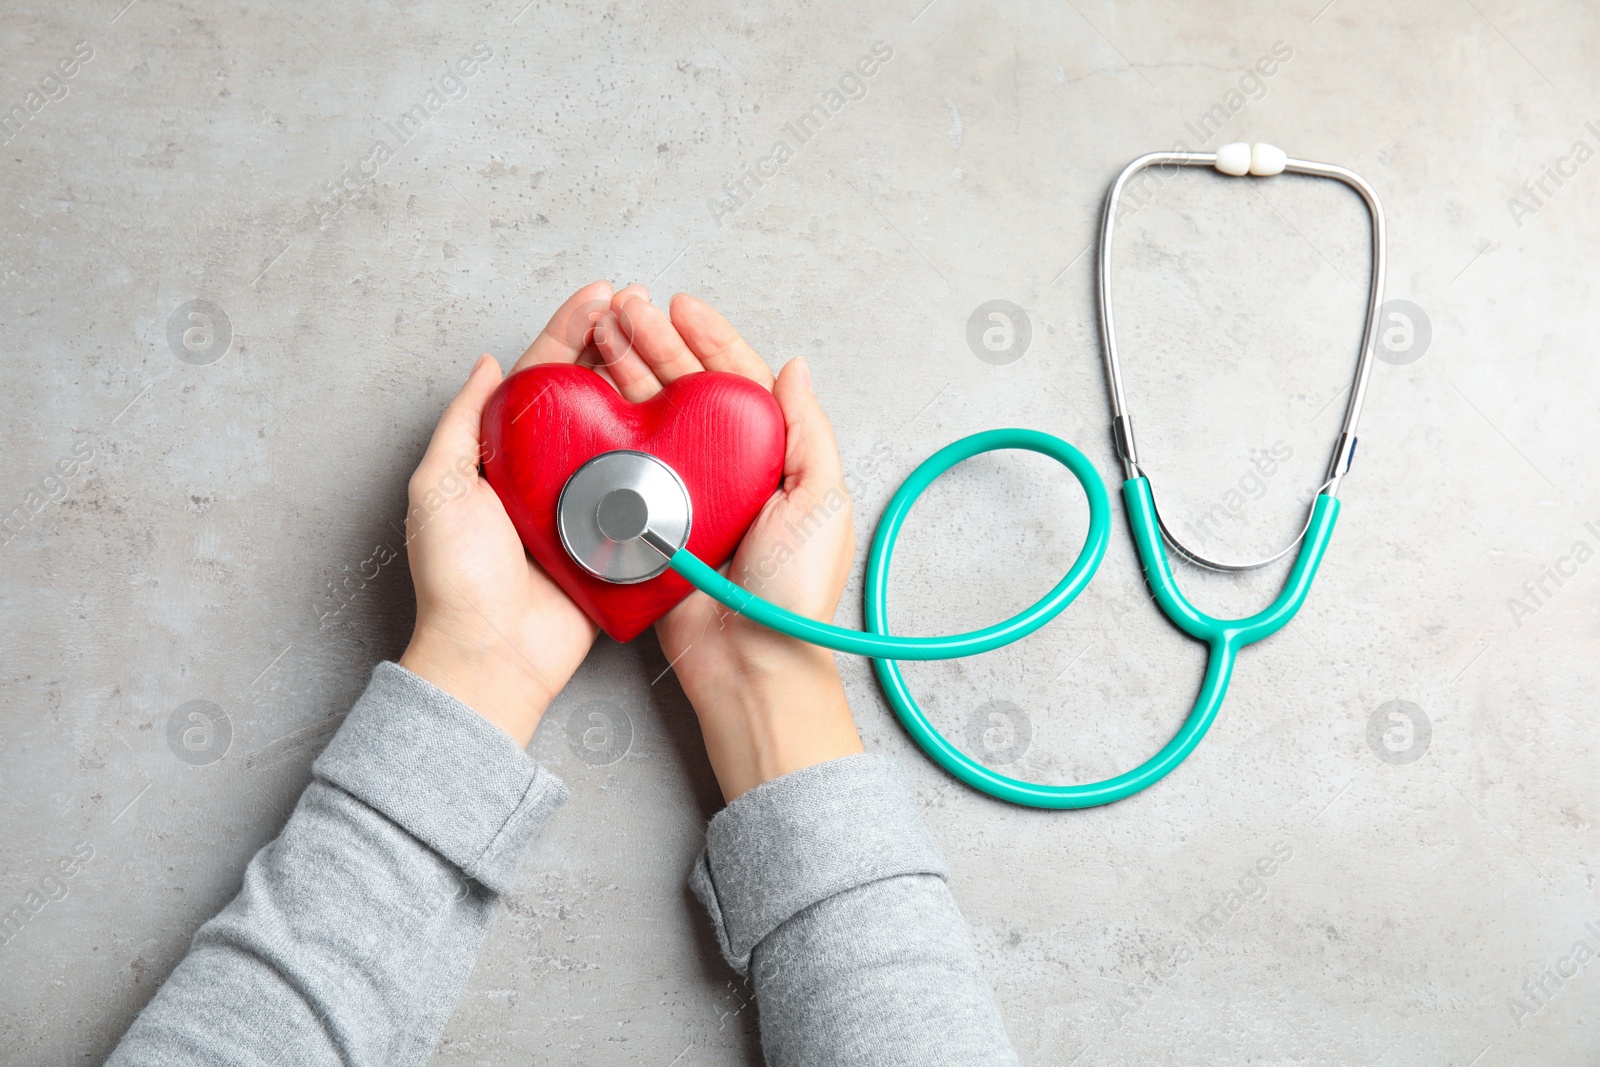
[109,662,1016,1066]
[107,661,570,1067]
[689,753,1021,1067]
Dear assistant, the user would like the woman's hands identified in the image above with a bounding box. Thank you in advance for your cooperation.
[400,279,864,794]
[592,287,864,801]
[399,282,614,746]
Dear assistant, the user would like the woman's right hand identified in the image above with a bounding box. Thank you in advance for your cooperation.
[399,282,615,748]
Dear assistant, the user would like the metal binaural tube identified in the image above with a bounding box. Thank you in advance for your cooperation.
[1094,147,1386,571]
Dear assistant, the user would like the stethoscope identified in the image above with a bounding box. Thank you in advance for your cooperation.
[558,143,1385,809]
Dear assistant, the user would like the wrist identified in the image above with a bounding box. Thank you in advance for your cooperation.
[399,626,554,748]
[681,643,864,802]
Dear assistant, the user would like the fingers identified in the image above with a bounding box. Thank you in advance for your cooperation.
[516,286,774,411]
[771,357,845,495]
[610,292,704,384]
[670,293,775,389]
[611,282,650,307]
[593,303,665,402]
[513,280,614,373]
[418,353,503,481]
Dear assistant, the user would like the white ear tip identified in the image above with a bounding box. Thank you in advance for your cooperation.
[1249,142,1287,176]
[1214,142,1251,176]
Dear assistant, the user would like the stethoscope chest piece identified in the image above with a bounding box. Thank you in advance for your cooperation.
[557,450,692,583]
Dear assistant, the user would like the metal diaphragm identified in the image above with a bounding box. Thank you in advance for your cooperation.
[556,450,692,583]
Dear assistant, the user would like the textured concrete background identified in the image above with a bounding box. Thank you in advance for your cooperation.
[2,0,1596,1063]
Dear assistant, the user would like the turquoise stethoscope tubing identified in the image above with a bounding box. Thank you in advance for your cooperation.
[875,481,1340,808]
[638,145,1385,809]
[663,444,1340,809]
[666,429,1110,660]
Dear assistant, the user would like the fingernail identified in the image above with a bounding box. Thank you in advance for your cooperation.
[470,352,491,378]
[793,357,813,393]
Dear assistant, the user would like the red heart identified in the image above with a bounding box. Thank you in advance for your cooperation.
[481,364,786,642]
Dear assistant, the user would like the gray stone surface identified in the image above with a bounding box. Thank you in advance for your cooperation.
[2,1,1595,1063]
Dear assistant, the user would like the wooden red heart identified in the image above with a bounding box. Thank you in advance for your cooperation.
[480,364,786,642]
